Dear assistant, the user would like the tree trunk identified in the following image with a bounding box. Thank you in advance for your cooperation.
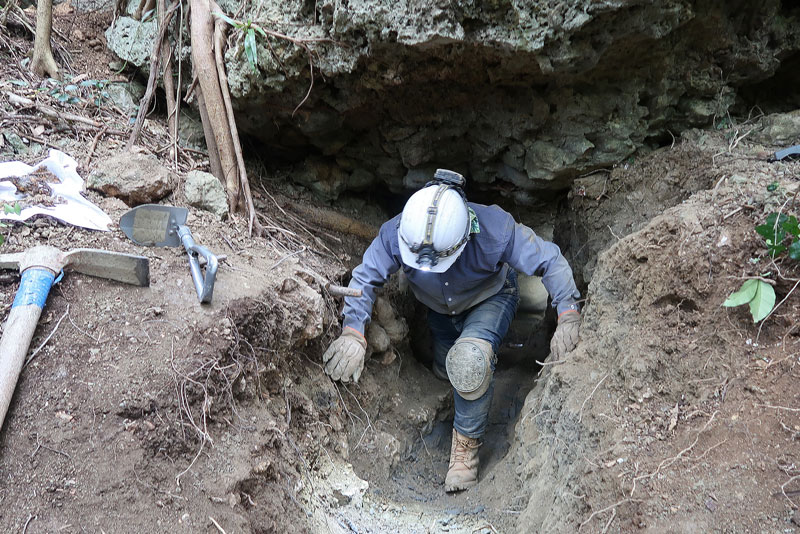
[30,0,59,79]
[190,0,239,212]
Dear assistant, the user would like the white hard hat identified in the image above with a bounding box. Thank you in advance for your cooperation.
[397,184,470,273]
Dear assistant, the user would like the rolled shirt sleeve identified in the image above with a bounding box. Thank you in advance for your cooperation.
[501,222,581,316]
[342,218,402,334]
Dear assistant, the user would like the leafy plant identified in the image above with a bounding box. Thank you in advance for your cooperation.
[3,203,21,216]
[0,203,21,247]
[723,278,775,322]
[214,12,268,73]
[79,79,112,107]
[755,212,800,259]
[724,207,799,322]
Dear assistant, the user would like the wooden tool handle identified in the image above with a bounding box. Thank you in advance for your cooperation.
[0,268,55,430]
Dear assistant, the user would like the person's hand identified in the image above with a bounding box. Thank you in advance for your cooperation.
[323,327,368,382]
[550,311,580,360]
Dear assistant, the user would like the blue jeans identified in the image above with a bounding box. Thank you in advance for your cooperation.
[427,269,519,439]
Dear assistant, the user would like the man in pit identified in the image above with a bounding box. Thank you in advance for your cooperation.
[323,169,581,492]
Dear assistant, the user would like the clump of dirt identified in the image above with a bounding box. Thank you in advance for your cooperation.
[508,130,800,533]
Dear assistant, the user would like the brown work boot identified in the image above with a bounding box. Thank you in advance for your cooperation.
[444,428,480,492]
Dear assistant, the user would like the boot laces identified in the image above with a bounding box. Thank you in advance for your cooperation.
[453,435,479,462]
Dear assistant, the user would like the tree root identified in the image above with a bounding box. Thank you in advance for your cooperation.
[126,0,179,151]
[190,0,240,211]
[132,0,156,21]
[287,201,379,241]
[30,0,59,79]
[158,0,178,162]
[212,17,258,234]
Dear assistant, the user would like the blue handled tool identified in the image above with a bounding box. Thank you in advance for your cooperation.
[0,246,149,431]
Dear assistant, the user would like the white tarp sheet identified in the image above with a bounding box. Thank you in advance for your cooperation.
[0,149,111,231]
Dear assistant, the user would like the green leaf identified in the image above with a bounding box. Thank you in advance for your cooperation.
[244,28,258,72]
[723,279,758,307]
[756,213,788,243]
[749,280,775,323]
[768,243,787,256]
[213,11,239,27]
[788,239,800,261]
[767,181,779,192]
[782,215,800,238]
[9,79,29,87]
[253,24,268,39]
[0,234,4,247]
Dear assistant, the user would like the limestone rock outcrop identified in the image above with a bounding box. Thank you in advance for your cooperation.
[108,0,800,198]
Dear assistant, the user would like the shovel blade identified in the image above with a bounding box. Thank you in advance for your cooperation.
[64,249,150,286]
[120,204,188,247]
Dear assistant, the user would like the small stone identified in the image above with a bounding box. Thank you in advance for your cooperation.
[55,411,74,422]
[280,278,299,293]
[253,460,271,474]
[184,170,228,219]
[380,350,397,365]
[87,153,175,205]
[4,132,28,154]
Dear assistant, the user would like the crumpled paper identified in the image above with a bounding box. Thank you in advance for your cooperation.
[0,149,111,231]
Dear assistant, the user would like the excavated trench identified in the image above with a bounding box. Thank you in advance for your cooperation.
[226,128,732,533]
[240,176,584,533]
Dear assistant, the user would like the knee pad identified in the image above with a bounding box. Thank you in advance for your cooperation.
[445,337,495,401]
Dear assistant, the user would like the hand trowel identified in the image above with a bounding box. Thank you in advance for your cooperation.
[120,204,218,303]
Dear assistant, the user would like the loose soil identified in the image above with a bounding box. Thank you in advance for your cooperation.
[1,5,799,534]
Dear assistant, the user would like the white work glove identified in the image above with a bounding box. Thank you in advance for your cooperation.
[323,327,368,383]
[550,311,580,361]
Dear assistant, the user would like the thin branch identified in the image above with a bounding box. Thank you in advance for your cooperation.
[24,304,69,367]
[126,0,180,150]
[579,372,609,423]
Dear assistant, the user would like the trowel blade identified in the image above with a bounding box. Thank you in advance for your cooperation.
[63,249,150,286]
[119,204,188,247]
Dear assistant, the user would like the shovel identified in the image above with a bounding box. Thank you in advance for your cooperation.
[0,245,149,431]
[120,204,218,304]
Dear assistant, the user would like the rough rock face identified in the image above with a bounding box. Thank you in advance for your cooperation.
[105,1,800,199]
[214,0,798,198]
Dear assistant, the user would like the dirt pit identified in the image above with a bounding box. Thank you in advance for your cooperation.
[2,6,800,534]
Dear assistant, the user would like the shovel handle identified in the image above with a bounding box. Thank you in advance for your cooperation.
[0,267,55,430]
[178,226,218,304]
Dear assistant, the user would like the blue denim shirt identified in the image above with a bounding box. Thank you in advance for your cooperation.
[342,203,581,334]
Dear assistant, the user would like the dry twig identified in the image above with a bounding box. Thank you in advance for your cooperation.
[579,372,609,423]
[24,304,69,367]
